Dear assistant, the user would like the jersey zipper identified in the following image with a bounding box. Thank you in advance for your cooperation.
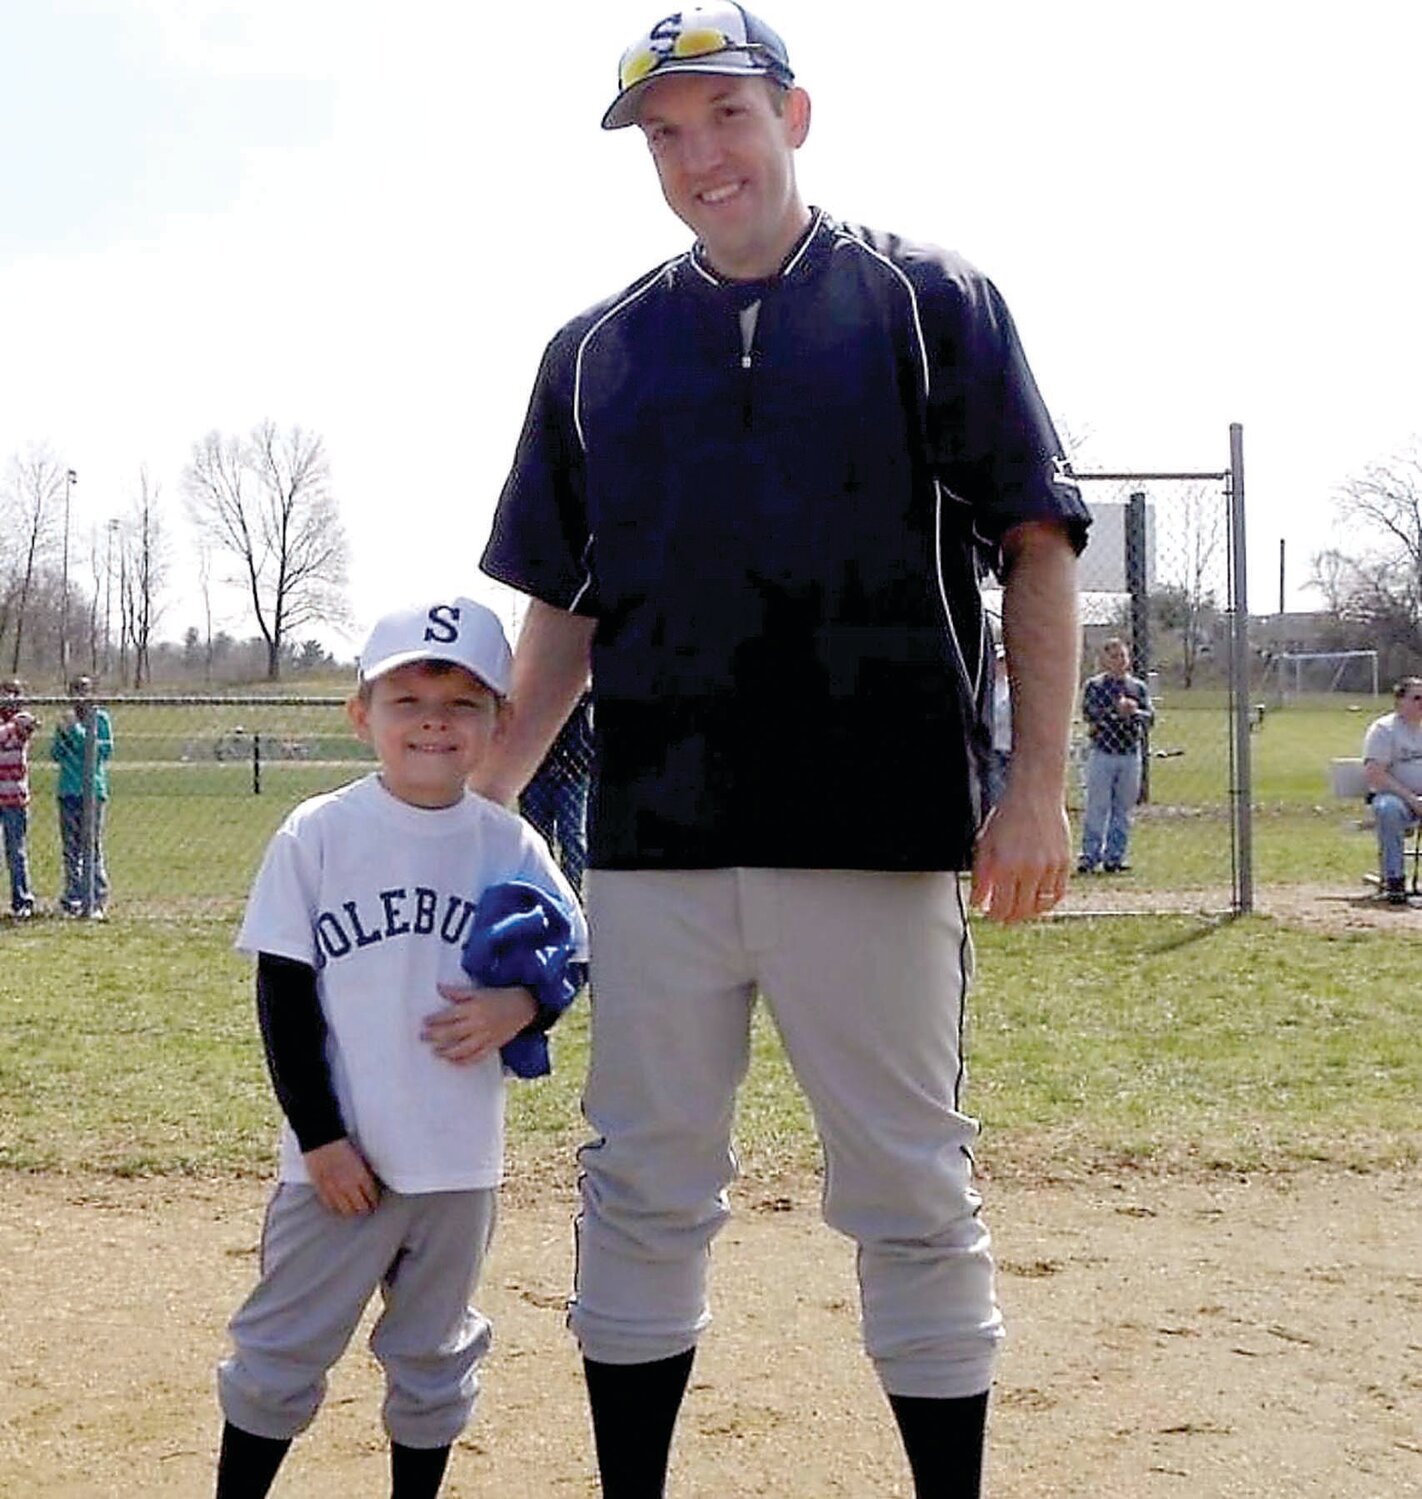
[738,301,760,430]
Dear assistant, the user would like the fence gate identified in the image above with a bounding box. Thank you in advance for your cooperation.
[1068,423,1252,915]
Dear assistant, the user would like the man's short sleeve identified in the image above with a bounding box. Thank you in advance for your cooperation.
[481,336,597,614]
[918,259,1090,561]
[1362,717,1394,766]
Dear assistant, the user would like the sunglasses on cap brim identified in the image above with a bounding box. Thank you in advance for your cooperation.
[619,26,785,91]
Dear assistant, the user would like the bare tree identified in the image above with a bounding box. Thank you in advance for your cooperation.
[183,421,350,680]
[1310,439,1422,660]
[195,537,216,682]
[128,470,167,688]
[2,447,64,674]
[1175,484,1223,688]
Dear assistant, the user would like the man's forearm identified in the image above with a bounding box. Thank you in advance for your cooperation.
[1366,763,1419,804]
[474,599,596,806]
[1000,521,1080,798]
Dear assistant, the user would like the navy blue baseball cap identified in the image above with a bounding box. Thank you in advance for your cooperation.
[603,3,795,131]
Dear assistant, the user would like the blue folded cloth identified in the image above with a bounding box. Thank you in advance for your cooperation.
[460,881,585,1079]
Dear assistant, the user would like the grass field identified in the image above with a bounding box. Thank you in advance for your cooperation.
[2,689,1413,1186]
[1,910,1416,1185]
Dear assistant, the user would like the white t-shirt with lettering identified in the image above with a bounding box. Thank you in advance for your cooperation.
[1362,712,1422,796]
[236,773,586,1194]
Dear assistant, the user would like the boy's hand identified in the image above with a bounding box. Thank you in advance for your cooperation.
[303,1138,381,1216]
[424,984,537,1066]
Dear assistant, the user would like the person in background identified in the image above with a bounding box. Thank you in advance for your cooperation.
[1077,638,1153,874]
[520,689,594,895]
[986,642,1013,813]
[1361,676,1422,905]
[0,678,40,918]
[51,675,114,917]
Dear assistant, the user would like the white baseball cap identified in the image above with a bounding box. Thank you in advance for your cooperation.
[357,598,513,697]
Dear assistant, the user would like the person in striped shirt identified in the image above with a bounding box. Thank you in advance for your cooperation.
[0,678,40,918]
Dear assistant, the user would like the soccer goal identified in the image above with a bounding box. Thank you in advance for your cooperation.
[1265,649,1379,704]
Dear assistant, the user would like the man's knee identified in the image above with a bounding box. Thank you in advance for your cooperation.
[1373,793,1414,834]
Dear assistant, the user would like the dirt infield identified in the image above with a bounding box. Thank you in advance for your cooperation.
[1,1162,1417,1498]
[1057,879,1422,935]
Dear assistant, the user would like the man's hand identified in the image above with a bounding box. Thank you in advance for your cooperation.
[970,784,1071,924]
[423,984,538,1066]
[303,1138,381,1217]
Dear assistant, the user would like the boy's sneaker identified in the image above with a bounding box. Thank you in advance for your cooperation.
[14,904,33,919]
[1385,878,1409,906]
[1076,858,1097,875]
[1103,861,1132,874]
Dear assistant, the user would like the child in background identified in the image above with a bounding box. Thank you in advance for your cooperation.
[50,675,114,917]
[215,597,586,1499]
[0,679,40,917]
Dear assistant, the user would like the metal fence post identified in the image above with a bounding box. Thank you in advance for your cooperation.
[79,708,100,917]
[1228,423,1253,915]
[253,732,262,796]
[1126,491,1152,802]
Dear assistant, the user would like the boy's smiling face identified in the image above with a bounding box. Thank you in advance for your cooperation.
[348,661,500,809]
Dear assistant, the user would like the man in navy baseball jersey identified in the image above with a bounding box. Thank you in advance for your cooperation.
[478,6,1089,1494]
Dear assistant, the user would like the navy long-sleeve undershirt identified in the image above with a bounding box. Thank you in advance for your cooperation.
[255,952,345,1154]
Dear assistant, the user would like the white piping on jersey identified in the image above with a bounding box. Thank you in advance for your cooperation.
[568,531,596,613]
[832,226,981,703]
[568,257,685,611]
[780,208,826,277]
[572,257,685,453]
[688,208,827,286]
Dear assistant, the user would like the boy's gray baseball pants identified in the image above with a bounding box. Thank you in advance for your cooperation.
[219,1185,495,1447]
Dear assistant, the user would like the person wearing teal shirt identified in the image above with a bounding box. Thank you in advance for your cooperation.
[50,675,113,917]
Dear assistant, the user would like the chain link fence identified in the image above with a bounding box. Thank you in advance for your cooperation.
[3,696,368,920]
[4,430,1251,925]
[1068,427,1251,911]
[2,691,596,921]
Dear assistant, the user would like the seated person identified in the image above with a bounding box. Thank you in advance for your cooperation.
[1361,676,1422,904]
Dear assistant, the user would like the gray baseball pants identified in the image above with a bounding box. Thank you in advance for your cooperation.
[219,1184,495,1448]
[570,868,1002,1399]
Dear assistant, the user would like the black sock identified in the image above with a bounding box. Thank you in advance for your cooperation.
[583,1347,695,1498]
[888,1390,989,1498]
[214,1421,292,1499]
[390,1441,452,1498]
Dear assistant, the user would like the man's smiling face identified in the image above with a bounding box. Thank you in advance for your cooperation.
[638,72,810,280]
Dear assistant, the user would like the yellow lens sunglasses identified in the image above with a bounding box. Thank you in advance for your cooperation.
[619,25,777,92]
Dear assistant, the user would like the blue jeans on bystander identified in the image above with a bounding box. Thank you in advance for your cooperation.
[58,795,108,912]
[0,804,35,912]
[1080,748,1141,870]
[1371,791,1419,886]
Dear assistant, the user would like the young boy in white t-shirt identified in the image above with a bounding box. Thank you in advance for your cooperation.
[215,597,586,1499]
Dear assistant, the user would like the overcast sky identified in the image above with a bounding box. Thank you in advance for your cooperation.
[3,0,1418,654]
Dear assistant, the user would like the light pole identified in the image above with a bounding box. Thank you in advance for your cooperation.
[104,518,119,676]
[60,467,77,680]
